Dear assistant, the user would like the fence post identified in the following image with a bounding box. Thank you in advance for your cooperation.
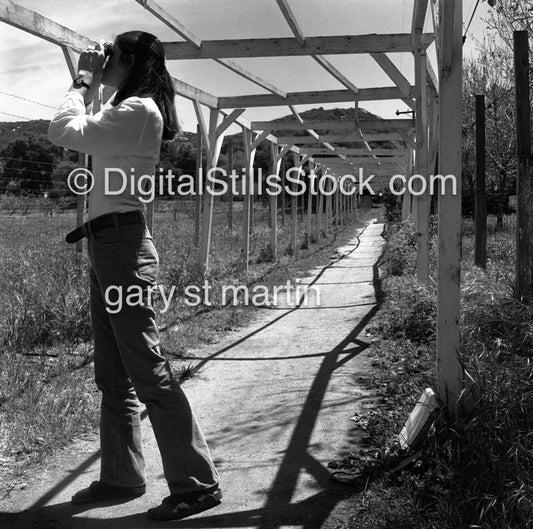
[195,124,202,245]
[227,137,234,231]
[474,94,487,268]
[514,30,533,301]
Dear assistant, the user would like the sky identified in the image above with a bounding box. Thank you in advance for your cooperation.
[0,0,492,134]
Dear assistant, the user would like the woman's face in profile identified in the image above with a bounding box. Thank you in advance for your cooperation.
[102,41,130,89]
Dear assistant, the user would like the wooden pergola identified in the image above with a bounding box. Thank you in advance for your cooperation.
[0,0,465,416]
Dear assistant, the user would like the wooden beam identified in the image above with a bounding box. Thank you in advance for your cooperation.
[436,0,464,418]
[277,132,407,143]
[300,148,405,156]
[414,41,430,283]
[133,0,285,103]
[132,0,202,47]
[370,52,415,109]
[252,119,415,131]
[0,0,93,51]
[173,77,218,108]
[164,33,435,60]
[412,0,429,38]
[275,0,305,44]
[312,55,359,94]
[427,56,439,95]
[215,108,245,137]
[218,86,411,108]
[214,59,287,97]
[61,46,78,79]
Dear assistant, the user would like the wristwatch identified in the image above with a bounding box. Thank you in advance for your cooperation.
[72,76,90,89]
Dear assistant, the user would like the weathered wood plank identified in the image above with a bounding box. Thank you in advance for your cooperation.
[164,33,435,60]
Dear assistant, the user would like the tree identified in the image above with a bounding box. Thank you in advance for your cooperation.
[0,136,60,195]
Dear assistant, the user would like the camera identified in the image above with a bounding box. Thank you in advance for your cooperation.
[103,41,113,58]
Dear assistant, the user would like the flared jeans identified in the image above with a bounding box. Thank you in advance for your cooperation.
[87,216,219,494]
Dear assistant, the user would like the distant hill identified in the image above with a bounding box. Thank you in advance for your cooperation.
[0,106,398,165]
[0,119,50,150]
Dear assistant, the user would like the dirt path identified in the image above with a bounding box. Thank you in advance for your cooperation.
[1,220,386,529]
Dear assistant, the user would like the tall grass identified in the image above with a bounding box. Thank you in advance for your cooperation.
[341,214,533,529]
[0,201,367,482]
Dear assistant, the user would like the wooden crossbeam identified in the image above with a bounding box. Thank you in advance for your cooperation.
[312,55,359,94]
[218,86,411,108]
[314,157,404,165]
[370,52,415,109]
[275,0,305,44]
[132,0,202,47]
[214,59,287,97]
[412,0,429,40]
[164,33,435,60]
[300,148,405,156]
[252,119,415,131]
[215,108,245,137]
[173,77,218,108]
[0,0,93,51]
[277,132,406,143]
[133,0,289,100]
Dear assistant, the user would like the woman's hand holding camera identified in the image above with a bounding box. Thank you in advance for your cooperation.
[72,41,111,106]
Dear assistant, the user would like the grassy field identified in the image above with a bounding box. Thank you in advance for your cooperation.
[332,214,533,529]
[0,197,373,494]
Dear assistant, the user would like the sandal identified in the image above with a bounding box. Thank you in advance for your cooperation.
[71,480,146,505]
[147,487,222,520]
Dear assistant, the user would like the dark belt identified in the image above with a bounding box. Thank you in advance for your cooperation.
[65,210,145,243]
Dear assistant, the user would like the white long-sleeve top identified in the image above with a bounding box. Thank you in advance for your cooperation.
[48,91,163,220]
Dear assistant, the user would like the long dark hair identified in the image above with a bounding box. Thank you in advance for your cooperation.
[111,31,180,140]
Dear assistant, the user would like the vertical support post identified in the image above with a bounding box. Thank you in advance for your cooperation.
[514,31,533,301]
[198,108,221,273]
[281,157,286,226]
[194,103,243,274]
[270,143,282,260]
[291,152,299,256]
[316,168,323,240]
[335,178,340,229]
[474,95,487,269]
[325,177,332,234]
[227,137,234,231]
[76,152,87,254]
[437,0,464,418]
[402,146,414,220]
[241,128,257,273]
[306,163,313,246]
[195,124,202,245]
[415,39,430,283]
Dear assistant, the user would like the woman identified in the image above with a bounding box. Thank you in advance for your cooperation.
[48,31,221,521]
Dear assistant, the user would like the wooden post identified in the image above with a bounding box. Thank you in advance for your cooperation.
[269,143,283,260]
[76,152,87,253]
[514,31,533,301]
[291,152,299,256]
[325,176,332,234]
[474,95,487,269]
[227,137,234,231]
[436,0,464,418]
[402,146,414,220]
[195,124,202,244]
[241,129,256,273]
[194,103,244,274]
[415,39,430,283]
[316,169,323,240]
[335,178,340,229]
[306,164,313,246]
[281,157,286,226]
